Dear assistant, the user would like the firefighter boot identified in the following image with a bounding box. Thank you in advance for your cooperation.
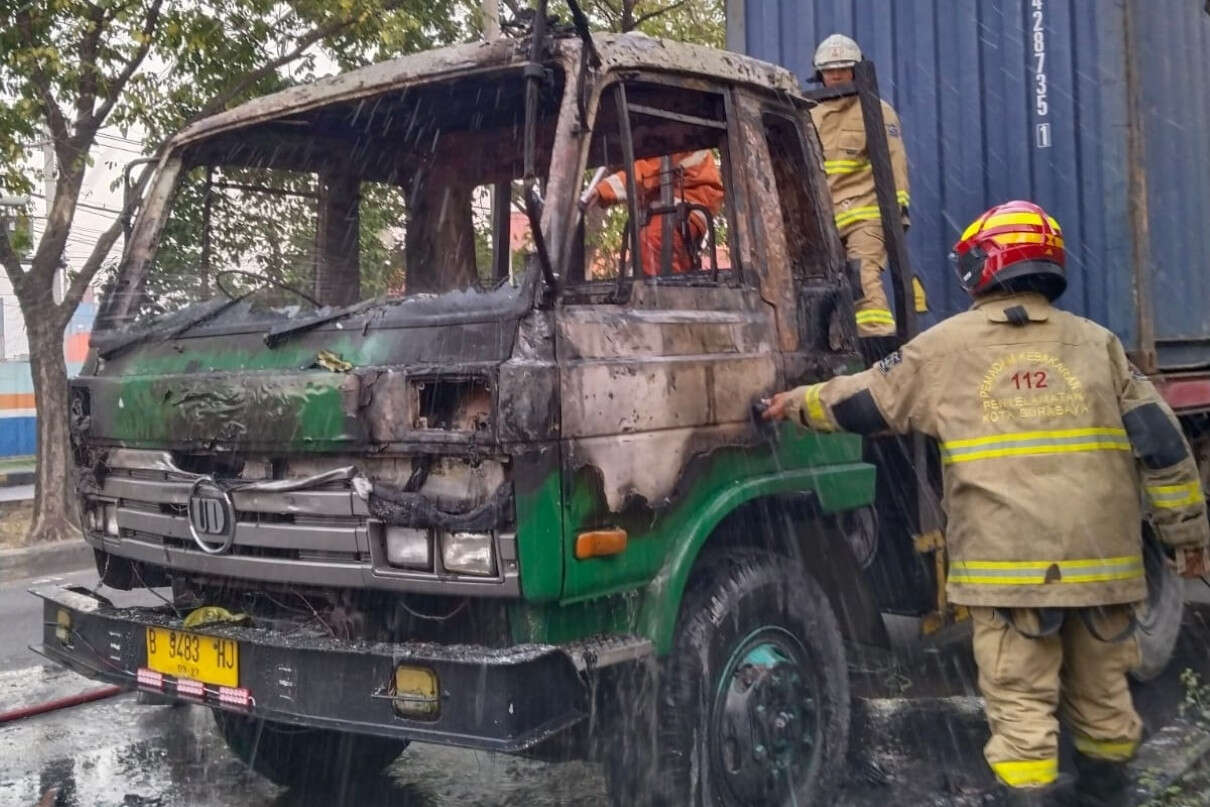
[987,775,1076,807]
[1070,753,1131,807]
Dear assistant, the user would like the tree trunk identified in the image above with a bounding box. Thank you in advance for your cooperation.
[621,0,636,31]
[25,315,77,544]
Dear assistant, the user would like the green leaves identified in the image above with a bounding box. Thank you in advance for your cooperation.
[543,0,724,42]
[0,0,478,197]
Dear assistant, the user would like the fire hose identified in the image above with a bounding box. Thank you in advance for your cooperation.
[0,684,124,724]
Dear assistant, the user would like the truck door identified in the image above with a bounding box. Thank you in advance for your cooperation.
[556,80,778,602]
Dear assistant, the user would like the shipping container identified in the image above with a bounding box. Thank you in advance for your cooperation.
[730,0,1210,375]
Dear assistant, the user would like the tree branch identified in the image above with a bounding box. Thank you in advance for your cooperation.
[586,0,622,28]
[92,0,165,125]
[14,7,71,144]
[59,161,154,319]
[31,153,90,289]
[632,0,689,27]
[196,4,404,120]
[74,3,107,128]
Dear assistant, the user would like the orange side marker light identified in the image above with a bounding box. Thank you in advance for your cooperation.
[575,529,628,559]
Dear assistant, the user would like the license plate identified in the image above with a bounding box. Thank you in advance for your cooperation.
[145,627,239,688]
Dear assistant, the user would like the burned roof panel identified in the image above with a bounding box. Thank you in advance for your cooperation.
[589,33,801,95]
[174,34,802,147]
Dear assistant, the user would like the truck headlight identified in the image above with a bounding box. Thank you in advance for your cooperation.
[84,500,116,535]
[385,527,432,570]
[85,502,102,533]
[441,531,496,576]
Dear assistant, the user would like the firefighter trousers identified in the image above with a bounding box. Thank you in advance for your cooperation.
[841,220,896,337]
[970,605,1143,789]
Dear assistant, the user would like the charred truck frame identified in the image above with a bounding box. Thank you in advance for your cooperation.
[33,18,1192,807]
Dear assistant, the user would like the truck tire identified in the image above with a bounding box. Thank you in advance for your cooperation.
[606,550,850,806]
[211,710,407,789]
[1130,527,1184,682]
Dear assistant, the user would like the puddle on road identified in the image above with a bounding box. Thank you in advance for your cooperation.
[7,605,1210,805]
[0,691,989,807]
[0,664,95,713]
[0,698,606,807]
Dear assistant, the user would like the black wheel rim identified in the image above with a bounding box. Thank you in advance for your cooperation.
[711,626,822,805]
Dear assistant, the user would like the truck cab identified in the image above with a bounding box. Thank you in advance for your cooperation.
[43,30,968,806]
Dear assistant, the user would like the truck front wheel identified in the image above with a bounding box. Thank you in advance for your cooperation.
[211,710,408,789]
[606,550,850,806]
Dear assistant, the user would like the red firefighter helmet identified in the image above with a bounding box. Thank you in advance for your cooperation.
[950,200,1067,299]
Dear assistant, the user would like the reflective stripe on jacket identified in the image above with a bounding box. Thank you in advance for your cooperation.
[809,95,910,233]
[784,291,1209,608]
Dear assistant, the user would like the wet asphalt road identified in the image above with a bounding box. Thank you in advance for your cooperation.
[0,569,98,673]
[3,574,1210,806]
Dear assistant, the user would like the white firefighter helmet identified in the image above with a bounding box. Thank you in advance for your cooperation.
[813,33,862,71]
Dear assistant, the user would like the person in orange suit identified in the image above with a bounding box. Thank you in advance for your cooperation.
[585,149,724,276]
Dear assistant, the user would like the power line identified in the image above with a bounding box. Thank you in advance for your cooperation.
[96,132,144,146]
[95,136,146,154]
[26,213,112,230]
[30,221,112,238]
[30,193,123,217]
[94,143,145,156]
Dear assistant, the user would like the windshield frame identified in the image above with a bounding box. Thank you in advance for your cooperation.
[96,51,583,337]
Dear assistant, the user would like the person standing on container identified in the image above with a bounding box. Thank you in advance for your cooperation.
[762,201,1210,806]
[809,33,910,341]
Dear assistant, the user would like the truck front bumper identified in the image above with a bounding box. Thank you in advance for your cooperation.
[33,585,647,753]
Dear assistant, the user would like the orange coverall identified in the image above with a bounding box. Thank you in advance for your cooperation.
[597,149,724,276]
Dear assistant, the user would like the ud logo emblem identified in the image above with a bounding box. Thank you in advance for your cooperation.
[190,495,227,535]
[187,476,236,555]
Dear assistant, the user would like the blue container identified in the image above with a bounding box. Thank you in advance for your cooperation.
[732,0,1210,371]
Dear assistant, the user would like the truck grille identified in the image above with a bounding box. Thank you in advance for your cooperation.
[86,471,520,596]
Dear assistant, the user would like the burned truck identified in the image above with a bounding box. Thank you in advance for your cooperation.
[34,22,1189,807]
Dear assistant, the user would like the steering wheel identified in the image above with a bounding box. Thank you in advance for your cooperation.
[214,269,320,307]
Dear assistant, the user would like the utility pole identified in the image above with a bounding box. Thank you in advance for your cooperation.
[0,194,30,360]
[42,135,55,213]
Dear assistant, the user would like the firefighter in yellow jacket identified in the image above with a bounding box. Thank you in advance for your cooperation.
[763,201,1210,806]
[809,33,910,339]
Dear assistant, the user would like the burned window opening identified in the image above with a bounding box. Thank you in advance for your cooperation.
[570,81,739,290]
[102,67,565,334]
[762,110,832,280]
[411,377,493,433]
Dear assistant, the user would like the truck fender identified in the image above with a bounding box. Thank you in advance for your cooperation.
[635,463,879,655]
